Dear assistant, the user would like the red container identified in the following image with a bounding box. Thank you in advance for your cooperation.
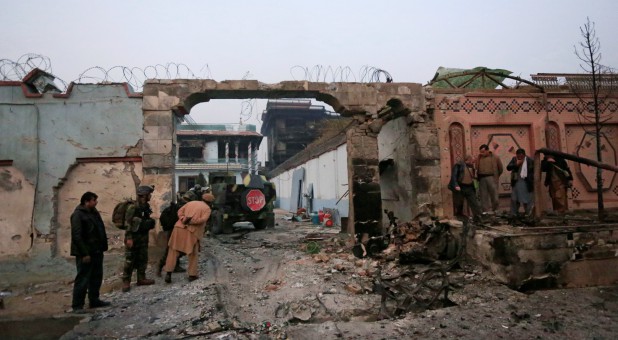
[318,210,325,223]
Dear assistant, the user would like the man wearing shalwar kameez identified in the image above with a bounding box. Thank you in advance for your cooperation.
[163,193,215,283]
[507,149,534,217]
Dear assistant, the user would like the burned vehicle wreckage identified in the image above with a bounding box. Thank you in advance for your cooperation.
[351,206,467,318]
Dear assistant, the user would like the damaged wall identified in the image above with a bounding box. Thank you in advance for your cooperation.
[375,87,441,228]
[0,82,143,258]
[57,161,143,257]
[464,225,618,289]
[0,166,35,256]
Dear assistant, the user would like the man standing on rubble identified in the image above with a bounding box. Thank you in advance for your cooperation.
[507,149,534,217]
[122,185,157,292]
[449,155,482,223]
[163,193,215,283]
[541,154,573,214]
[476,144,503,214]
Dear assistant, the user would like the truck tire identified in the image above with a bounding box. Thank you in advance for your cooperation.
[265,212,275,228]
[253,212,274,230]
[253,219,267,230]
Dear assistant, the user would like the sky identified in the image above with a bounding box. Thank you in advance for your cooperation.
[3,0,618,131]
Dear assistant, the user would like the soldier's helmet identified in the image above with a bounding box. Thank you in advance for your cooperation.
[137,185,155,196]
[182,190,198,202]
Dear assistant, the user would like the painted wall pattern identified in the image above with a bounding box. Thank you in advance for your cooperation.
[437,93,618,214]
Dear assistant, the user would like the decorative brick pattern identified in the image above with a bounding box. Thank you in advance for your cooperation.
[438,98,618,115]
[546,122,561,150]
[449,123,465,164]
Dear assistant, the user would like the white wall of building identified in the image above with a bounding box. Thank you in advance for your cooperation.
[204,141,218,161]
[271,143,348,218]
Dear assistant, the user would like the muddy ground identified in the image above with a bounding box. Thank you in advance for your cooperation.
[1,210,618,339]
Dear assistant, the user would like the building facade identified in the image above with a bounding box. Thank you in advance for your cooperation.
[260,99,338,170]
[175,123,263,191]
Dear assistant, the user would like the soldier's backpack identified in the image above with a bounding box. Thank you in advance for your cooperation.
[112,199,135,230]
[160,202,180,232]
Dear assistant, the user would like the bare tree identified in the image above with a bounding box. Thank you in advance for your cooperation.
[573,18,618,220]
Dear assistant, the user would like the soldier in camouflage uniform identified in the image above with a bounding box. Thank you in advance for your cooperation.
[122,185,157,292]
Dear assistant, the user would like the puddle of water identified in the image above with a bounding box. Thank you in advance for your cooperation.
[0,316,82,340]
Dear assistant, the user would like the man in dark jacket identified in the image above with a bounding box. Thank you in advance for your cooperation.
[541,155,573,213]
[70,191,110,312]
[449,155,482,223]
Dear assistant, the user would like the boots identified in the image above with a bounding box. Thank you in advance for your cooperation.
[122,280,131,293]
[137,278,155,286]
[164,272,172,284]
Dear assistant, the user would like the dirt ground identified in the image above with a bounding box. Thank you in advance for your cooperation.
[1,210,618,339]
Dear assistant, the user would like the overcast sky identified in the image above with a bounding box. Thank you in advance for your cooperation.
[3,0,618,128]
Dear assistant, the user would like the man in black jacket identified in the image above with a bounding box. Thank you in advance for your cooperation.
[449,155,482,223]
[70,191,110,312]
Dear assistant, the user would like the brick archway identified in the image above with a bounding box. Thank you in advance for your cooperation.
[142,80,432,233]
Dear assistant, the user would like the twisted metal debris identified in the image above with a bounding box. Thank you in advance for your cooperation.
[375,212,471,318]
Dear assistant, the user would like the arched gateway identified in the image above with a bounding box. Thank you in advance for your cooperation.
[141,79,439,234]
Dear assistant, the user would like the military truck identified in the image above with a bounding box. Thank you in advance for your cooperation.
[210,174,276,234]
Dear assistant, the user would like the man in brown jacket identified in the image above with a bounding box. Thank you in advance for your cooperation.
[163,193,215,283]
[476,144,504,213]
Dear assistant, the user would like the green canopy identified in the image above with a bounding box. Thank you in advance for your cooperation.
[430,66,513,89]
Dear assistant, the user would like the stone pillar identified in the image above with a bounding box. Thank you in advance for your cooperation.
[248,141,253,174]
[345,117,381,235]
[235,141,239,164]
[142,82,180,225]
[225,140,229,164]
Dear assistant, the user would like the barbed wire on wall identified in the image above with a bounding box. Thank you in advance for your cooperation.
[0,53,70,90]
[0,53,53,80]
[0,53,214,93]
[75,63,212,92]
[2,55,395,98]
[290,65,393,83]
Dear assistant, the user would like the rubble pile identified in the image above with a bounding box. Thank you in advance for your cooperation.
[298,213,472,320]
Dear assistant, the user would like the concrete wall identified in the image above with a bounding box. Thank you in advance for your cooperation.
[57,161,143,257]
[461,225,618,289]
[374,87,441,227]
[271,143,349,218]
[378,117,414,223]
[0,82,143,258]
[204,141,218,160]
[0,166,35,256]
